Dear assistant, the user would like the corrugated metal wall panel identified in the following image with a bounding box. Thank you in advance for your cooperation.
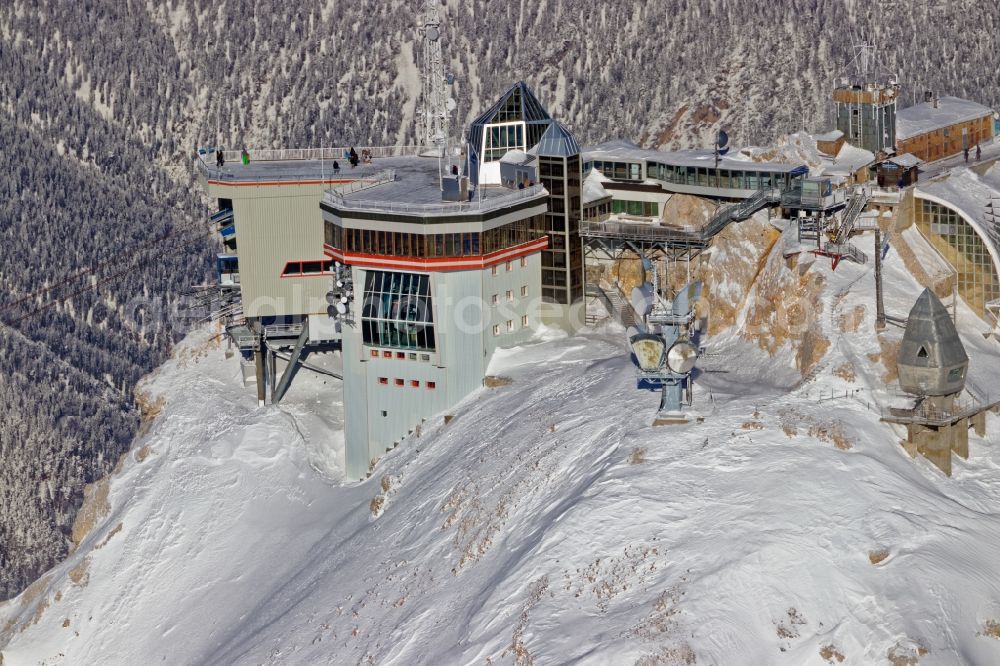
[230,184,329,318]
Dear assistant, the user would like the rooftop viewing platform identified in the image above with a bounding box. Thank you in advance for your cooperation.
[194,145,428,184]
[325,180,547,218]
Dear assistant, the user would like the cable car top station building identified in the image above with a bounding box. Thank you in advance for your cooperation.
[197,82,586,479]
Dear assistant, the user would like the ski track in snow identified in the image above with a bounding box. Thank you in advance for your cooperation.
[2,248,1000,666]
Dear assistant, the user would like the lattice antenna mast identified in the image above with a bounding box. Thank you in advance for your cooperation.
[848,39,877,83]
[420,0,449,154]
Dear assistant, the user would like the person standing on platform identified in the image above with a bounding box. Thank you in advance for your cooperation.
[216,149,224,168]
[976,144,982,161]
[964,147,969,163]
[241,148,250,166]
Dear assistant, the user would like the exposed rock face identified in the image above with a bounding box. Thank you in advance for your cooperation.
[694,213,782,336]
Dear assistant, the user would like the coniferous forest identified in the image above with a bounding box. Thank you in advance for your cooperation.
[1,0,997,599]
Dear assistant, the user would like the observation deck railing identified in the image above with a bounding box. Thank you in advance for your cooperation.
[324,183,548,217]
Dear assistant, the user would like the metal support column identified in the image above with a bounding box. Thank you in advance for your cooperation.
[268,348,277,398]
[273,322,310,404]
[875,228,886,331]
[255,338,266,407]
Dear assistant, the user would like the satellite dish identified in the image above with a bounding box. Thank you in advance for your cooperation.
[716,129,730,156]
[335,302,348,315]
[340,296,349,304]
[336,280,344,288]
[426,25,439,41]
[446,72,455,85]
[446,97,457,112]
[334,260,341,268]
[325,291,338,305]
[629,333,666,373]
[666,341,698,374]
[327,305,338,318]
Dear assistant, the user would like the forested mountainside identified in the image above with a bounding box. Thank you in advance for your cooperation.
[1,0,998,600]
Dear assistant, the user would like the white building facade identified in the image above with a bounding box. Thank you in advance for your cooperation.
[321,183,549,478]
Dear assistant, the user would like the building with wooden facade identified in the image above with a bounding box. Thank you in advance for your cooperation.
[896,94,995,162]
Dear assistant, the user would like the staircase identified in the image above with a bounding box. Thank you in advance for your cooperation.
[833,189,868,244]
[586,283,638,328]
[703,187,781,238]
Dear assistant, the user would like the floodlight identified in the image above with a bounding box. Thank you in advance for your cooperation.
[629,333,666,373]
[666,341,698,374]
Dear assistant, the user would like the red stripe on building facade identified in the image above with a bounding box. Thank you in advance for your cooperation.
[323,236,550,271]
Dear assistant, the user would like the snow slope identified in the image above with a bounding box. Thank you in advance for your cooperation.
[3,248,1000,666]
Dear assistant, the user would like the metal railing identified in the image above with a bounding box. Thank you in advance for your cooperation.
[222,145,424,162]
[703,187,781,238]
[586,282,638,328]
[324,183,548,217]
[263,323,305,339]
[879,388,998,426]
[195,145,423,183]
[195,158,398,184]
[824,242,868,264]
[579,220,705,244]
[325,170,397,197]
[833,188,869,244]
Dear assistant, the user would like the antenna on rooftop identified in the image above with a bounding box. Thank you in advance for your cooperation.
[845,34,879,84]
[419,0,454,157]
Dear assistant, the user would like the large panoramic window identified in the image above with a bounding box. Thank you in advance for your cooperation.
[361,271,436,351]
[611,200,658,217]
[915,198,1000,316]
[325,216,543,259]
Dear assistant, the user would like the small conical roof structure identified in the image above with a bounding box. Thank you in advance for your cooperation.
[897,289,968,396]
[535,120,580,157]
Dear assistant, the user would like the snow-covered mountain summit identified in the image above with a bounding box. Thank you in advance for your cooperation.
[3,237,1000,665]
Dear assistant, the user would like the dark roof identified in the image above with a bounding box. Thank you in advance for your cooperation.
[534,120,581,157]
[469,81,552,128]
[899,288,968,370]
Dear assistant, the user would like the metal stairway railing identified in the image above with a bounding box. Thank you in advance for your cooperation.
[825,242,868,265]
[703,187,781,238]
[586,283,637,328]
[833,189,868,244]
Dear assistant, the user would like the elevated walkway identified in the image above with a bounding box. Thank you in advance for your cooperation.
[580,187,782,249]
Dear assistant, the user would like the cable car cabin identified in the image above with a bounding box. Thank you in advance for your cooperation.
[781,177,848,212]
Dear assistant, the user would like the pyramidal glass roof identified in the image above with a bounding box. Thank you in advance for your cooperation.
[467,82,553,169]
[470,81,552,127]
[535,120,580,157]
